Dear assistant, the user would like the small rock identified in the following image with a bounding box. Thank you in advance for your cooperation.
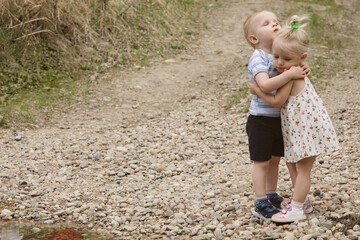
[44,220,54,224]
[165,59,177,63]
[214,229,223,240]
[117,146,128,152]
[121,104,132,109]
[313,189,322,197]
[1,209,13,218]
[14,135,22,141]
[320,222,333,230]
[164,208,173,218]
[32,227,42,233]
[186,217,194,224]
[224,206,236,212]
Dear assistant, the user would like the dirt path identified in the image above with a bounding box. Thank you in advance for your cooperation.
[1,0,359,239]
[47,0,252,128]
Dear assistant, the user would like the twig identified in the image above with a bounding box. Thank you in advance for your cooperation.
[8,17,51,29]
[14,29,54,41]
[119,5,132,16]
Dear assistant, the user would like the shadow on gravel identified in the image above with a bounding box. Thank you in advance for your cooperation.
[328,213,360,233]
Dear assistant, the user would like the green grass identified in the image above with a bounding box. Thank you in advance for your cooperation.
[293,0,336,6]
[0,48,89,127]
[170,44,184,50]
[226,82,249,110]
[0,79,84,127]
[293,0,342,14]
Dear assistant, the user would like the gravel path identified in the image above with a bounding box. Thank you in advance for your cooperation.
[1,1,359,239]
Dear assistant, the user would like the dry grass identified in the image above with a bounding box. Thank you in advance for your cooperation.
[0,0,212,127]
[0,0,204,51]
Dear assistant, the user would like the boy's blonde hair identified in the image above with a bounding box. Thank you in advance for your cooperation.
[243,10,271,48]
[274,15,309,55]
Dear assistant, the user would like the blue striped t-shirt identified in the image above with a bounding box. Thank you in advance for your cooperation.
[248,49,281,117]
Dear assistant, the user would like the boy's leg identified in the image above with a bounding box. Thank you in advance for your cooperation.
[246,115,280,218]
[252,160,270,197]
[266,155,281,192]
[264,116,285,209]
[265,155,284,209]
[251,159,279,219]
[247,115,272,198]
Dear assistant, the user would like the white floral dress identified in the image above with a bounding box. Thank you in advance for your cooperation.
[281,77,340,163]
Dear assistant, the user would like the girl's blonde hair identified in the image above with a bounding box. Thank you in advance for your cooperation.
[274,15,310,55]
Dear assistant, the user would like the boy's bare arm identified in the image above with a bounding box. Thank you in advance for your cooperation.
[255,66,306,93]
[249,81,294,108]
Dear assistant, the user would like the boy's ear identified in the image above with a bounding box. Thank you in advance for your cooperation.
[248,35,259,45]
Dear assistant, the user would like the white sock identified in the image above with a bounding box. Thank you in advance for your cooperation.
[291,200,304,210]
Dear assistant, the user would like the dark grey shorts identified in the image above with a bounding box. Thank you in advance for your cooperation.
[246,114,284,161]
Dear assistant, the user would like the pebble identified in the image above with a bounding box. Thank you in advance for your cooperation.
[1,209,13,218]
[214,229,224,240]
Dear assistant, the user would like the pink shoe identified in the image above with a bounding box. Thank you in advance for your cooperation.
[280,198,291,209]
[281,198,313,214]
[271,206,306,223]
[303,198,313,213]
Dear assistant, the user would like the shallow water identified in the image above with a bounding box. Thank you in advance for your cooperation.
[0,228,23,240]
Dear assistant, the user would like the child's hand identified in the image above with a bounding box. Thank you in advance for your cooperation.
[249,81,261,95]
[287,66,307,79]
[301,63,311,77]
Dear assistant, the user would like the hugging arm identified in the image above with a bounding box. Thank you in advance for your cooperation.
[249,80,294,108]
[255,66,306,93]
[301,63,311,77]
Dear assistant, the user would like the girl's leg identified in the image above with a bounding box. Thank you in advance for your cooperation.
[280,162,297,208]
[266,156,281,192]
[271,156,316,223]
[286,162,297,188]
[293,156,316,202]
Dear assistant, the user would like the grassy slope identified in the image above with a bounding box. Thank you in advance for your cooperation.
[0,0,214,128]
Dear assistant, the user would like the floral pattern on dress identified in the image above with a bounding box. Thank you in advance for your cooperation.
[281,77,340,163]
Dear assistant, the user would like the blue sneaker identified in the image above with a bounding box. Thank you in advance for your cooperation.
[252,200,280,219]
[267,193,284,209]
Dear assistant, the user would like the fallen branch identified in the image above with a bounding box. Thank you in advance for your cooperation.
[14,29,54,41]
[119,5,132,16]
[8,17,51,29]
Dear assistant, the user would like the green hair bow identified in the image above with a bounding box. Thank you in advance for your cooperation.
[291,22,299,29]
